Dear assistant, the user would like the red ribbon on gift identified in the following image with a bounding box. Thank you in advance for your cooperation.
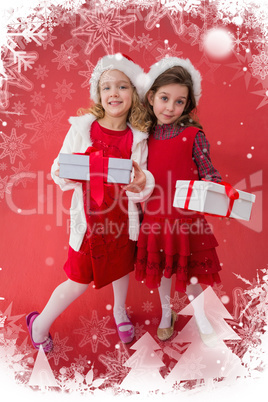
[184,180,195,211]
[89,150,105,206]
[184,179,239,218]
[219,181,239,217]
[87,148,109,207]
[76,147,109,207]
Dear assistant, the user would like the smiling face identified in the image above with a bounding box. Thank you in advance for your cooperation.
[99,69,134,120]
[148,83,189,126]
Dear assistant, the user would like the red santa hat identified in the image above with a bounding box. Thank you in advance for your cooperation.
[89,53,146,103]
[144,57,202,104]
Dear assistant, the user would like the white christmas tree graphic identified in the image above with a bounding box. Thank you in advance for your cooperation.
[120,331,166,393]
[166,286,247,387]
[28,345,58,390]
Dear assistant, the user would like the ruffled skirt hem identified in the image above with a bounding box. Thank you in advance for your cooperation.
[135,246,221,293]
[135,216,221,292]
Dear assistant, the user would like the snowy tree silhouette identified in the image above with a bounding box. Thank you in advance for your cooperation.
[166,287,247,387]
[28,345,58,390]
[120,332,166,393]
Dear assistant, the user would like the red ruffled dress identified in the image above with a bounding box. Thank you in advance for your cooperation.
[64,121,136,289]
[135,126,221,293]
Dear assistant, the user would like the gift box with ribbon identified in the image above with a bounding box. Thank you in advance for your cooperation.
[173,180,256,221]
[59,151,133,207]
[59,152,133,183]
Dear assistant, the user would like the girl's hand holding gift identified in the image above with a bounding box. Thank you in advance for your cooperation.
[54,161,75,184]
[123,160,146,193]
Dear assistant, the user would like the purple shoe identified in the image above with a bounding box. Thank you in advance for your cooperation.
[115,319,135,344]
[26,311,53,353]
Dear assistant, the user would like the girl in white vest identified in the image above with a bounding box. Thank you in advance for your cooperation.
[26,54,154,351]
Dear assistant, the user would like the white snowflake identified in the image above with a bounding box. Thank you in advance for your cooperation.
[249,50,268,80]
[29,149,38,160]
[78,59,95,88]
[0,162,7,171]
[61,0,86,12]
[47,332,73,366]
[11,101,27,116]
[40,31,57,50]
[57,363,105,394]
[73,311,116,353]
[43,16,59,33]
[142,301,154,313]
[156,41,183,60]
[11,50,38,74]
[11,162,32,188]
[168,291,189,312]
[159,0,184,14]
[137,33,153,49]
[72,8,137,55]
[174,353,206,380]
[52,44,79,71]
[183,0,202,14]
[30,91,45,107]
[33,64,49,80]
[25,103,66,148]
[0,128,30,164]
[53,79,76,102]
[0,176,12,199]
[231,28,250,53]
[244,13,260,30]
[216,0,251,19]
[14,120,23,128]
[7,25,47,48]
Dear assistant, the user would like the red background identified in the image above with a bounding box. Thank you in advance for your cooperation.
[0,1,267,382]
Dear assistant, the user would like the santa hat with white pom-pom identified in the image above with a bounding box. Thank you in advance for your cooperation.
[143,57,202,104]
[89,53,146,103]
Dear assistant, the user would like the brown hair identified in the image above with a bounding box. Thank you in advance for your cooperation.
[145,65,202,131]
[78,84,150,133]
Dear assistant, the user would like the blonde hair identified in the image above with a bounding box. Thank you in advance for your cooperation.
[78,85,150,133]
[144,65,202,131]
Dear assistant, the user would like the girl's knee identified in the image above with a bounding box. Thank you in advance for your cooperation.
[67,279,89,295]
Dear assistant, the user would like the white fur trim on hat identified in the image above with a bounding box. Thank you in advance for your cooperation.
[89,53,146,103]
[144,57,202,104]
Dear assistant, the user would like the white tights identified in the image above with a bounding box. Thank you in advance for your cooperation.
[32,274,130,344]
[158,277,213,334]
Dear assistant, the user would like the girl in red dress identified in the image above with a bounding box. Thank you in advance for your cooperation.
[26,54,154,350]
[136,57,222,343]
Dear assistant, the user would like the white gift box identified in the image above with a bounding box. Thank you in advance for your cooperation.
[59,153,133,184]
[173,180,256,221]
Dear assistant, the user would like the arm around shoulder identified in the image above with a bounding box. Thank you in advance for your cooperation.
[126,138,155,203]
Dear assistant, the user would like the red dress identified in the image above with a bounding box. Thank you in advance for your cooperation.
[135,126,221,292]
[64,121,136,289]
